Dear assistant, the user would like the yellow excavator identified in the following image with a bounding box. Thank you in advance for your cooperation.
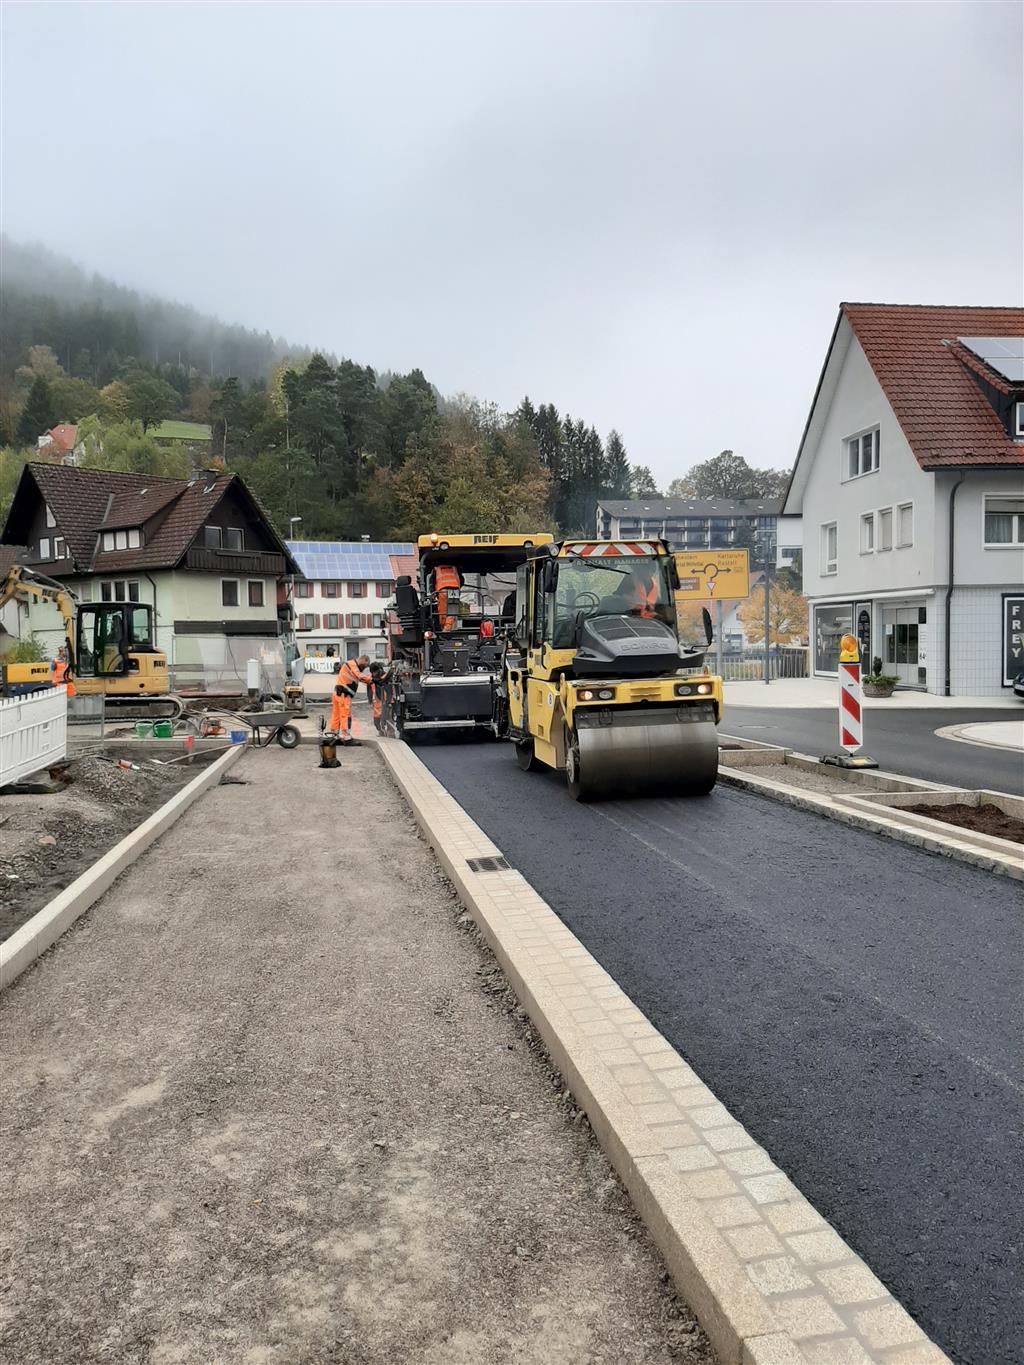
[0,565,182,719]
[495,538,723,799]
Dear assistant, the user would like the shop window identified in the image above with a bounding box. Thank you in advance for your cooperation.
[248,581,264,607]
[222,580,239,607]
[984,495,1024,546]
[897,503,914,548]
[878,507,893,552]
[859,513,875,553]
[820,522,837,575]
[814,603,853,673]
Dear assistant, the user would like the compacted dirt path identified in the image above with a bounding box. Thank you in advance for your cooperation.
[0,744,714,1365]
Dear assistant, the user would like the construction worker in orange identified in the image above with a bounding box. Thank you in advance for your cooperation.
[433,564,462,633]
[630,567,661,619]
[330,653,372,740]
[51,644,76,697]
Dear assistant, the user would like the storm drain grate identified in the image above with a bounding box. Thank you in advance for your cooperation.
[466,855,511,873]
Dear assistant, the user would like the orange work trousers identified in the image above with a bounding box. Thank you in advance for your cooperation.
[330,691,352,735]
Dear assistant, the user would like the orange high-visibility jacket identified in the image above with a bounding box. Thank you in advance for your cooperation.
[335,658,372,696]
[632,579,659,618]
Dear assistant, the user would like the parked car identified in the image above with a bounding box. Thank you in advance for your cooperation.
[1013,670,1024,700]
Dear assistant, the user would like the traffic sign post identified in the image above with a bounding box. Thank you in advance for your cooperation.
[821,633,878,770]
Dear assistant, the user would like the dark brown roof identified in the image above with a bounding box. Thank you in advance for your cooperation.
[843,303,1024,469]
[2,464,298,574]
[98,484,184,529]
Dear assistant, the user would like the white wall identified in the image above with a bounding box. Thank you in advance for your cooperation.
[294,578,392,659]
[800,336,935,601]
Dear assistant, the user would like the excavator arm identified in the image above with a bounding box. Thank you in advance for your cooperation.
[0,566,79,669]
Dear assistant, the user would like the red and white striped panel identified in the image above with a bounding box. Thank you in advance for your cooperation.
[561,541,658,557]
[839,659,862,753]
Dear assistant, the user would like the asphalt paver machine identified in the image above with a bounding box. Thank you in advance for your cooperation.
[388,533,553,738]
[494,538,722,799]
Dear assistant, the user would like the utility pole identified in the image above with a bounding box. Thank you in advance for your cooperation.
[763,560,771,686]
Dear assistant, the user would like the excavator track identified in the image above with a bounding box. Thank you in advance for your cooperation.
[102,694,185,722]
[567,706,718,801]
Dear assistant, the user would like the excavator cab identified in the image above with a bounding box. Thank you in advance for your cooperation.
[498,540,723,800]
[76,603,157,679]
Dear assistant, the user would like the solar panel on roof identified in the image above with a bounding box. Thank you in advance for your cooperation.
[958,336,1024,383]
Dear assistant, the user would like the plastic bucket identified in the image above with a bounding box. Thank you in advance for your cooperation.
[153,720,174,739]
[230,730,248,745]
[134,722,154,739]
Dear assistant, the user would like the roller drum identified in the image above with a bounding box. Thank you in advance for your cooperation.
[569,704,718,800]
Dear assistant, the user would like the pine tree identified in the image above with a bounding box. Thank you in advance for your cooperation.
[606,429,631,497]
[16,375,56,445]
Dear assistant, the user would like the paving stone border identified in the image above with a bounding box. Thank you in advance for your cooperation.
[378,737,950,1365]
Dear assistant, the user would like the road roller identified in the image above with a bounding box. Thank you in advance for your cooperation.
[493,538,722,800]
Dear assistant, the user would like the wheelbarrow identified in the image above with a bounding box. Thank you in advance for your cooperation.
[204,708,302,750]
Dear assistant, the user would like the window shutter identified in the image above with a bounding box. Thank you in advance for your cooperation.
[345,613,352,628]
[314,614,321,628]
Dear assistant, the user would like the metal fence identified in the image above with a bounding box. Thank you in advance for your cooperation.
[717,647,809,681]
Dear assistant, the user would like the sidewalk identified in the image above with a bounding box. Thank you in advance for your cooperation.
[724,676,1021,709]
[0,745,712,1365]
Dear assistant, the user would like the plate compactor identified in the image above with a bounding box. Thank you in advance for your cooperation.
[494,539,722,800]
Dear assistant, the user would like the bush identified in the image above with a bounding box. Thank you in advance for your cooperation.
[7,635,47,663]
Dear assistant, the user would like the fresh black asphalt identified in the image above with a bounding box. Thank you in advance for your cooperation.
[721,704,1023,794]
[416,736,1023,1365]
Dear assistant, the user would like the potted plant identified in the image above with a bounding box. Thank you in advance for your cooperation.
[863,656,897,697]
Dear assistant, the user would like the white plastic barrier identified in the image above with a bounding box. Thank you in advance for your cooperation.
[0,687,68,787]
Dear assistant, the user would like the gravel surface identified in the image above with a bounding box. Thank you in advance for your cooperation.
[419,734,1024,1365]
[718,757,855,794]
[0,744,715,1365]
[0,753,213,942]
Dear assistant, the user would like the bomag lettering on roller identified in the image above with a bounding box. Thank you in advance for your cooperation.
[388,532,553,737]
[493,538,722,800]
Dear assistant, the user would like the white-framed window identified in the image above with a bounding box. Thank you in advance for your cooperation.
[222,579,239,607]
[859,512,875,553]
[38,536,50,559]
[1015,402,1024,437]
[99,579,140,602]
[878,507,893,552]
[374,641,388,659]
[370,613,383,629]
[984,494,1024,546]
[844,427,880,479]
[896,502,914,548]
[101,528,142,551]
[820,521,838,575]
[52,535,67,559]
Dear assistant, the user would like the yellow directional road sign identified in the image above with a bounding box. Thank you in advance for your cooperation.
[674,549,751,599]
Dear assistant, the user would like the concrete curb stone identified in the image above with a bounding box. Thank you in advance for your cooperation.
[377,736,950,1365]
[0,745,243,993]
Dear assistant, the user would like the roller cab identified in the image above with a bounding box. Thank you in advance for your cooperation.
[497,539,723,800]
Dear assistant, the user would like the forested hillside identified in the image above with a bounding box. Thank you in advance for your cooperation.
[1,239,784,541]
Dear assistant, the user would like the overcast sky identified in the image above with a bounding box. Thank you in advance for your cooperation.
[2,2,1021,480]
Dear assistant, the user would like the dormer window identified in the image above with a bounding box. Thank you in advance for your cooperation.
[845,428,880,479]
[101,529,142,551]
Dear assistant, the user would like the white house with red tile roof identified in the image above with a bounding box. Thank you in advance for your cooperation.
[36,424,79,459]
[285,540,415,664]
[784,304,1023,696]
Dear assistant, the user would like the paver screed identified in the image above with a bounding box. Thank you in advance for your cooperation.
[0,745,714,1365]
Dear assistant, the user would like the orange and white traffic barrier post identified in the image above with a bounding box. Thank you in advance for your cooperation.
[822,633,878,769]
